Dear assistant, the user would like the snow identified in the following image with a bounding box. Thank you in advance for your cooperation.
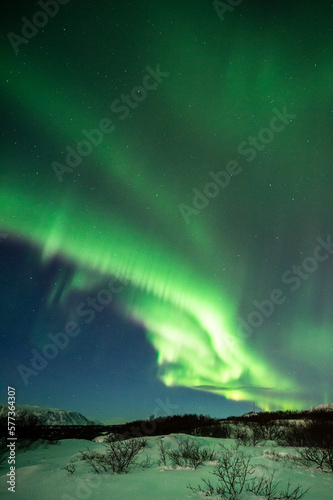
[307,403,333,412]
[0,404,104,426]
[1,434,332,499]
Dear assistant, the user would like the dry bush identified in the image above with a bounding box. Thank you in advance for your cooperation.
[293,445,333,473]
[167,438,218,469]
[80,438,146,474]
[188,450,309,499]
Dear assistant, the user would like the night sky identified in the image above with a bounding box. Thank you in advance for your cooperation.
[1,0,333,424]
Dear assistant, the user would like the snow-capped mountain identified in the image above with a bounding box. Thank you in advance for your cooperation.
[307,403,333,412]
[0,404,104,426]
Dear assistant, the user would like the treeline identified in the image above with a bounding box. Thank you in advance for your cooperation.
[117,413,216,439]
[1,408,333,444]
[0,413,216,442]
[226,409,333,422]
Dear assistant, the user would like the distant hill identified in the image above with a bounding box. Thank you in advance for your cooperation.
[0,404,104,426]
[307,403,333,412]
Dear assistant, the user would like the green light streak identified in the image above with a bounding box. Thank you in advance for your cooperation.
[0,179,304,409]
[4,6,330,410]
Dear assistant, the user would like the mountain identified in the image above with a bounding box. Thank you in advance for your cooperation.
[0,404,104,426]
[307,403,333,412]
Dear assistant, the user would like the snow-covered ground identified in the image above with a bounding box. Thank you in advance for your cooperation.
[1,434,332,499]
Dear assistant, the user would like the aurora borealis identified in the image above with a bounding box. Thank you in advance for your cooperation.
[1,0,333,422]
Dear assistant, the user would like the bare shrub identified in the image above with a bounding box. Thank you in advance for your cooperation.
[234,426,252,446]
[265,422,283,442]
[79,448,103,474]
[167,438,217,469]
[157,440,170,466]
[277,422,308,447]
[303,420,333,448]
[247,472,309,499]
[139,455,153,468]
[294,445,333,473]
[264,448,288,463]
[213,451,254,496]
[64,461,76,475]
[80,439,144,474]
[188,451,255,497]
[248,422,266,446]
[249,421,282,442]
[107,439,145,472]
[277,419,333,449]
[235,422,277,446]
[188,450,309,499]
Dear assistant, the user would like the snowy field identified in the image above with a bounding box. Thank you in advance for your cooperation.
[1,434,333,499]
